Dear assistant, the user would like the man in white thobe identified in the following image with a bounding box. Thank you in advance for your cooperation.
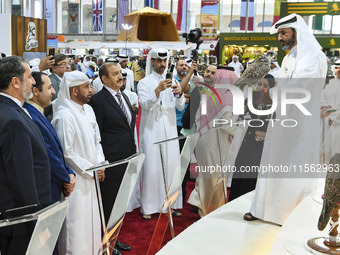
[268,60,281,82]
[228,55,244,78]
[117,54,134,92]
[120,69,141,213]
[52,71,105,255]
[138,48,185,219]
[248,13,327,225]
[321,60,340,164]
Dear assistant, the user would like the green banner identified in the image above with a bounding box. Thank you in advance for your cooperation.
[281,1,340,17]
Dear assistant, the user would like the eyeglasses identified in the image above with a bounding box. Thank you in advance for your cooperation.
[56,62,70,67]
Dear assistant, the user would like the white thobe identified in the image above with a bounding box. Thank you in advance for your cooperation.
[93,76,103,94]
[138,71,185,215]
[268,66,281,82]
[121,88,141,212]
[123,67,134,92]
[250,45,327,225]
[228,61,244,78]
[188,111,236,216]
[52,103,105,255]
[321,78,340,164]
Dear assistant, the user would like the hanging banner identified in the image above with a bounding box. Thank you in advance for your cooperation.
[68,3,79,33]
[46,0,54,32]
[93,0,103,32]
[117,0,129,31]
[200,0,219,41]
[23,0,35,18]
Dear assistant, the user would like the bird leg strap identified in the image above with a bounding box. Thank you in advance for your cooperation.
[329,219,339,234]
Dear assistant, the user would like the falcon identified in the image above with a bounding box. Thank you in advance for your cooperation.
[318,153,340,231]
[234,50,276,91]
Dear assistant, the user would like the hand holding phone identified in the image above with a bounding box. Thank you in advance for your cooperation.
[48,48,55,60]
[324,108,336,113]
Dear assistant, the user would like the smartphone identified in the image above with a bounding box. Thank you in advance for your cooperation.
[324,108,336,113]
[61,186,68,197]
[166,72,172,80]
[49,48,55,60]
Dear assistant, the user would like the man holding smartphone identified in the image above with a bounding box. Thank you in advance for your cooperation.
[138,48,185,220]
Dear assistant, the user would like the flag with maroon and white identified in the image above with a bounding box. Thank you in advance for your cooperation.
[118,0,129,31]
[93,0,102,32]
[240,0,254,31]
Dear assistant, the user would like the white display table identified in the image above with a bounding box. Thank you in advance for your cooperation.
[157,191,281,255]
[158,180,327,255]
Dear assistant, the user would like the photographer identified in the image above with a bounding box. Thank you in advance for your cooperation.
[138,48,185,220]
[131,54,145,93]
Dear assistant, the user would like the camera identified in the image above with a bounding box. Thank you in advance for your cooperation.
[138,59,146,70]
[182,28,203,50]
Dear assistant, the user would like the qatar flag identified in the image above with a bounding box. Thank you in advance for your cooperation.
[240,0,254,31]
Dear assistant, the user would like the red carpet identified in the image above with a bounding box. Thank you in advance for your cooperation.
[118,180,200,255]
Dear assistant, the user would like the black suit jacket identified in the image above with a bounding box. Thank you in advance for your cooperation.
[89,87,136,223]
[89,87,136,162]
[0,95,51,236]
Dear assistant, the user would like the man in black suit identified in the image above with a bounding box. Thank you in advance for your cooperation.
[0,56,51,255]
[89,62,136,255]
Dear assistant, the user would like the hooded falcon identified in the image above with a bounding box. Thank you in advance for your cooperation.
[318,153,340,231]
[233,50,276,91]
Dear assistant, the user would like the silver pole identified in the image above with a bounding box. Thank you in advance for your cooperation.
[262,0,265,32]
[185,0,188,33]
[42,0,46,20]
[94,171,110,255]
[79,0,81,34]
[170,0,173,17]
[159,143,175,239]
[102,0,106,40]
[230,0,233,32]
[216,129,228,203]
[245,0,249,32]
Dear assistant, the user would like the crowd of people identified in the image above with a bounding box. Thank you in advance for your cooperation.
[0,13,338,255]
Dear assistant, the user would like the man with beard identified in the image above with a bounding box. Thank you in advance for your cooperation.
[0,56,51,255]
[180,64,217,134]
[186,66,237,217]
[174,59,191,205]
[52,71,105,255]
[175,59,190,134]
[138,48,185,220]
[24,72,76,203]
[24,72,76,255]
[247,14,327,225]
